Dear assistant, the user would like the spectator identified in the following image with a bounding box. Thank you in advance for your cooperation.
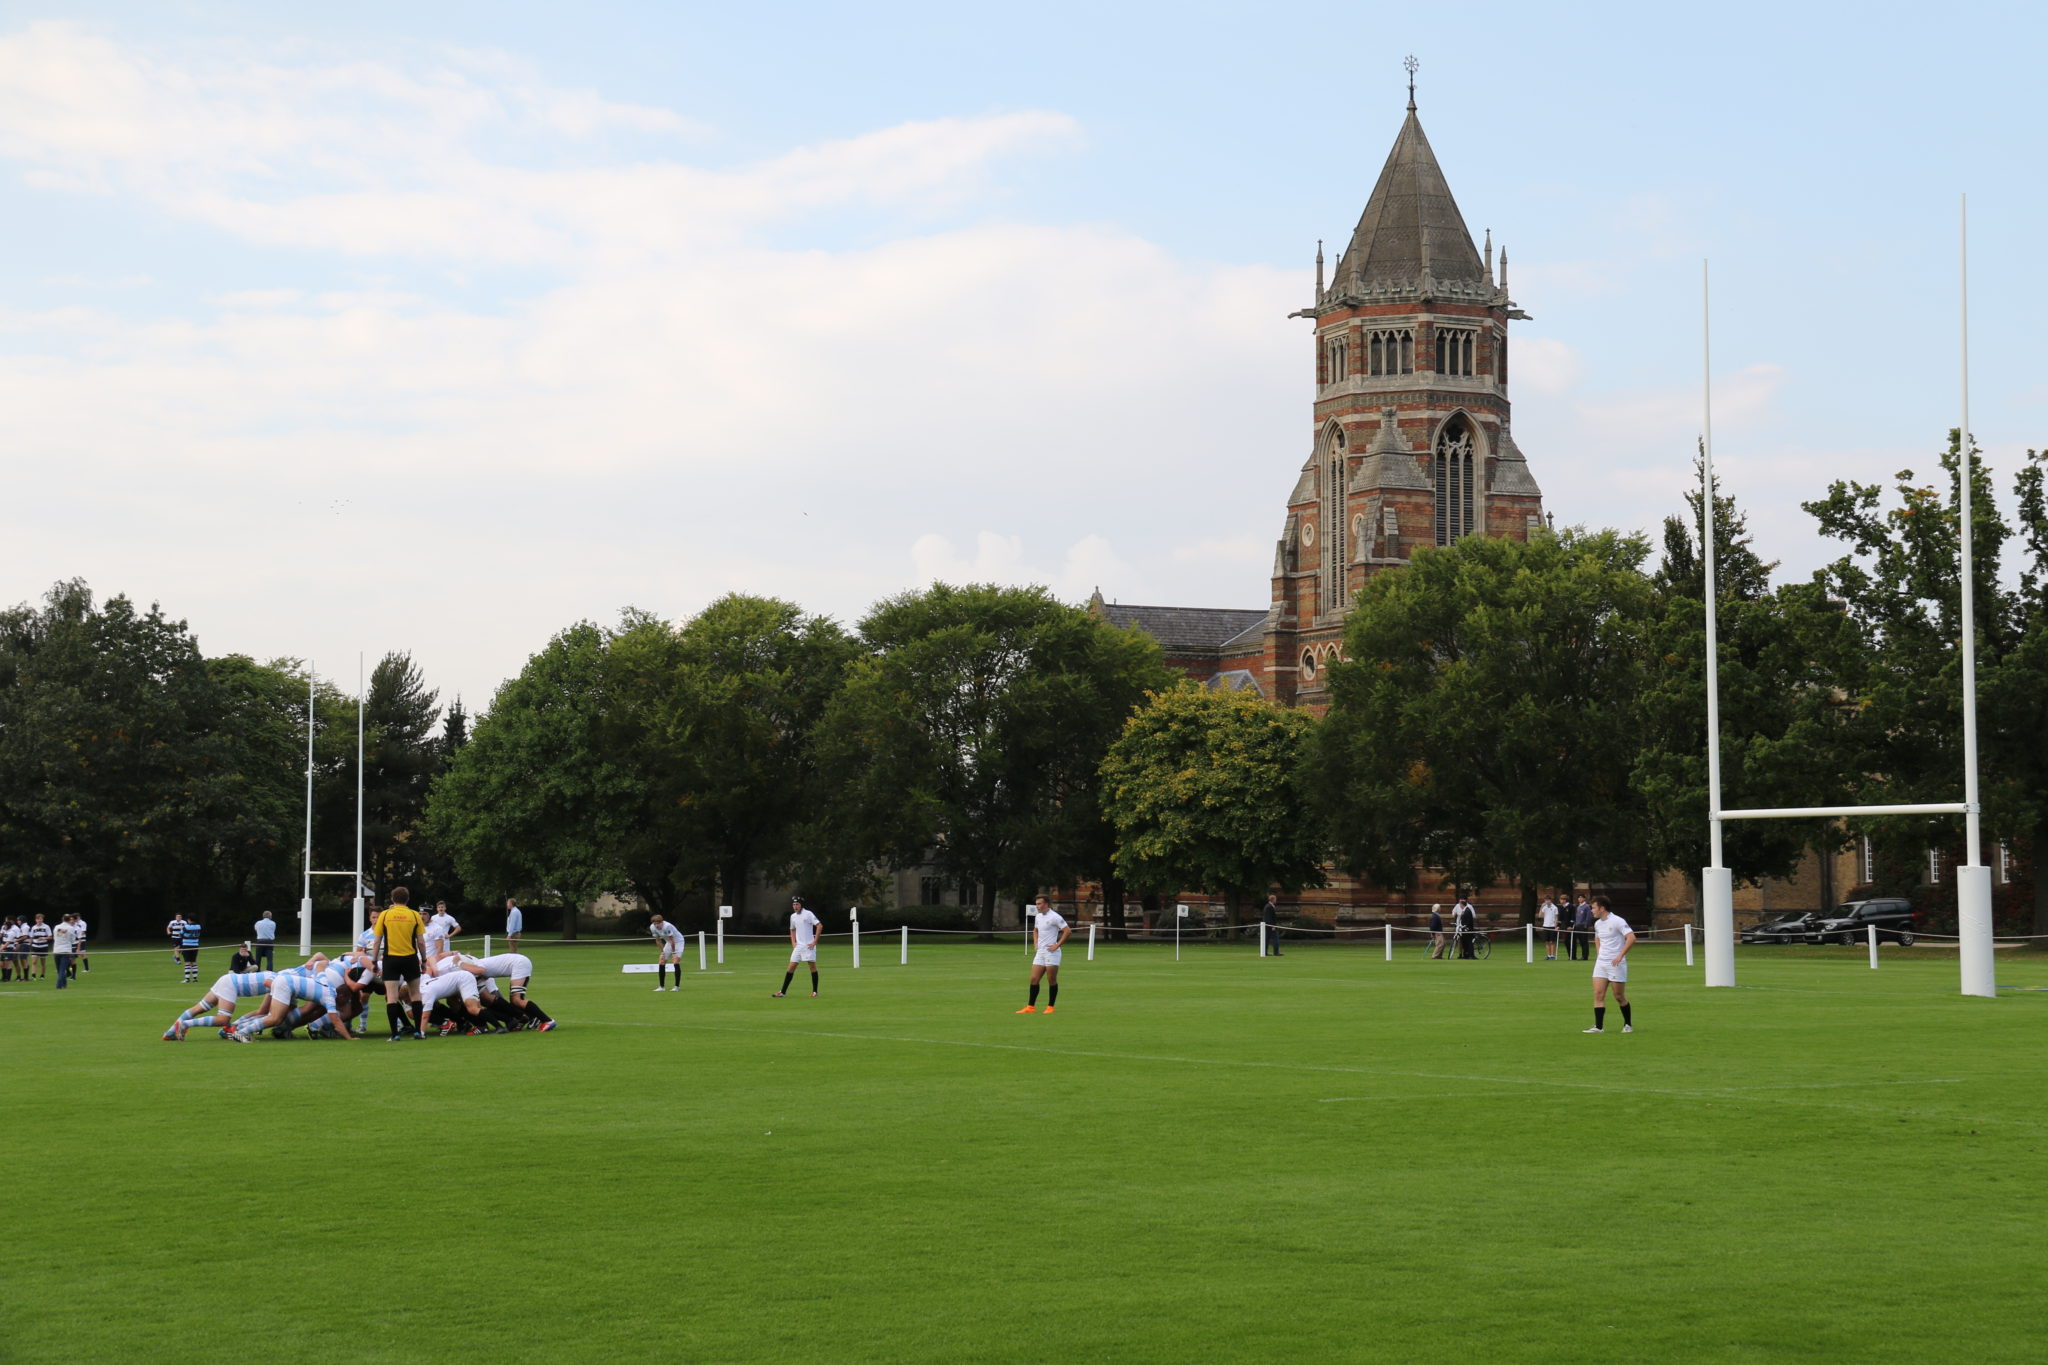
[1428,903,1446,959]
[253,911,277,970]
[1261,893,1284,956]
[230,941,257,973]
[1453,895,1478,959]
[1540,895,1560,960]
[1572,896,1595,961]
[504,897,523,950]
[51,914,78,988]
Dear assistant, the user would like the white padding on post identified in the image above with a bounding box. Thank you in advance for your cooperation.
[1702,866,1735,988]
[1957,864,1995,998]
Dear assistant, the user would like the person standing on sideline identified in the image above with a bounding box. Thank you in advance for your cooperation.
[166,913,188,972]
[253,911,277,970]
[1017,894,1069,1014]
[73,912,90,973]
[1573,897,1595,961]
[51,914,77,988]
[503,897,523,951]
[650,913,687,991]
[773,896,822,998]
[1540,896,1560,960]
[177,915,203,983]
[1428,904,1446,958]
[373,887,429,1039]
[1452,895,1478,959]
[1261,893,1284,956]
[27,913,53,979]
[1584,896,1635,1033]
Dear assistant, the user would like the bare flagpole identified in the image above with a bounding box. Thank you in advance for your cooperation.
[1700,260,1735,986]
[1956,194,1995,998]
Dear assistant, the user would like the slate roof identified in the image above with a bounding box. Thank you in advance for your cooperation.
[1099,603,1269,655]
[1331,105,1487,296]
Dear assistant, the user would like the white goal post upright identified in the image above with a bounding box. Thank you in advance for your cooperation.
[1700,214,1995,997]
[297,660,369,960]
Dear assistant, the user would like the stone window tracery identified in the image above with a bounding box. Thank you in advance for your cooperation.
[1434,414,1476,545]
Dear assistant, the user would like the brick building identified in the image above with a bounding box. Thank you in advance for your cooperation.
[1096,84,1543,708]
[1090,85,1646,926]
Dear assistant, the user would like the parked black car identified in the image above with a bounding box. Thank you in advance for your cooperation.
[1740,912,1825,945]
[1811,898,1919,946]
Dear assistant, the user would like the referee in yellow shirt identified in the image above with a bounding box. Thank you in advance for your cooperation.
[373,887,429,1041]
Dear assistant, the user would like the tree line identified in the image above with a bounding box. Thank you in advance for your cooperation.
[2,432,2040,937]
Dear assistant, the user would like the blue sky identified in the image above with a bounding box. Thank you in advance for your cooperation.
[3,1,2043,708]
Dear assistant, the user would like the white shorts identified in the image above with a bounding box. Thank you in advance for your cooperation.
[209,975,239,1003]
[1033,948,1063,967]
[422,972,478,1007]
[268,977,298,1005]
[789,944,817,964]
[1593,958,1629,983]
[656,942,685,961]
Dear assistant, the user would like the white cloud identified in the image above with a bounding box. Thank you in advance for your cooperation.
[0,26,1293,706]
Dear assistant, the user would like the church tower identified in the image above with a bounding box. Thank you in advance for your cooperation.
[1264,74,1543,704]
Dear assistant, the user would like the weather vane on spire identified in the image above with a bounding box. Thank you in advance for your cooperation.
[1405,55,1418,109]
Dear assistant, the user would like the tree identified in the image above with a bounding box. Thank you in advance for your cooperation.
[1100,684,1325,918]
[202,654,317,918]
[1632,464,1863,896]
[606,596,858,927]
[0,581,252,931]
[422,623,635,935]
[359,652,444,896]
[1307,530,1656,909]
[1806,435,2047,929]
[816,583,1168,933]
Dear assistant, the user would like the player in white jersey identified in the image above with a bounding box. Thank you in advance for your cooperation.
[1017,894,1071,1014]
[1584,896,1636,1034]
[424,903,461,957]
[163,971,278,1039]
[449,952,555,1031]
[772,897,823,998]
[419,952,487,1031]
[649,914,687,991]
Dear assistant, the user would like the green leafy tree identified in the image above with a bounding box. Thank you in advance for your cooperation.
[202,654,318,919]
[1307,530,1656,910]
[816,584,1167,933]
[1633,465,1863,897]
[1806,435,2047,928]
[423,623,635,936]
[607,596,858,928]
[0,581,246,931]
[1100,684,1325,920]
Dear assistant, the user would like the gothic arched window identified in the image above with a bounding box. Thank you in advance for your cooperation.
[1434,414,1476,545]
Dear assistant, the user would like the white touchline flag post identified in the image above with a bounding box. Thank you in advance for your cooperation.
[698,931,707,971]
[717,906,730,965]
[850,907,860,969]
[1699,227,1994,996]
[1087,922,1096,960]
[1176,904,1188,961]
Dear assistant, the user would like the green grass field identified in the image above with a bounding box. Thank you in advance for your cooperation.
[6,933,2046,1363]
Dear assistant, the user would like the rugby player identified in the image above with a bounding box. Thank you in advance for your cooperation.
[164,969,277,1039]
[649,913,687,991]
[226,958,370,1042]
[772,896,821,998]
[424,901,461,958]
[1016,894,1069,1014]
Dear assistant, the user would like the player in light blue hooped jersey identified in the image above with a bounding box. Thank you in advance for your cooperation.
[163,971,278,1040]
[227,960,367,1042]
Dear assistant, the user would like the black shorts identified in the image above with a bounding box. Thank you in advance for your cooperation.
[180,947,199,962]
[1543,928,1557,943]
[381,954,422,984]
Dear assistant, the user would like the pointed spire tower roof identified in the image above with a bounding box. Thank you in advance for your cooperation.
[1326,86,1488,301]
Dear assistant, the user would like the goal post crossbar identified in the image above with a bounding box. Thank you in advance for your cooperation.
[1718,802,1968,822]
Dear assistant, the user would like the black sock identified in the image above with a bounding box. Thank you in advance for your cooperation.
[1594,1007,1606,1029]
[809,970,819,994]
[524,999,552,1023]
[387,1003,406,1035]
[409,1004,424,1032]
[658,965,667,987]
[1028,982,1040,1006]
[781,971,794,993]
[1620,1003,1632,1026]
[1048,982,1059,1007]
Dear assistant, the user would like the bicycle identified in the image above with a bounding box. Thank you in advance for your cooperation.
[1430,929,1491,960]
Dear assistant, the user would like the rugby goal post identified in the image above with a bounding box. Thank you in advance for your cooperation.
[1699,235,1994,997]
[297,657,369,958]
